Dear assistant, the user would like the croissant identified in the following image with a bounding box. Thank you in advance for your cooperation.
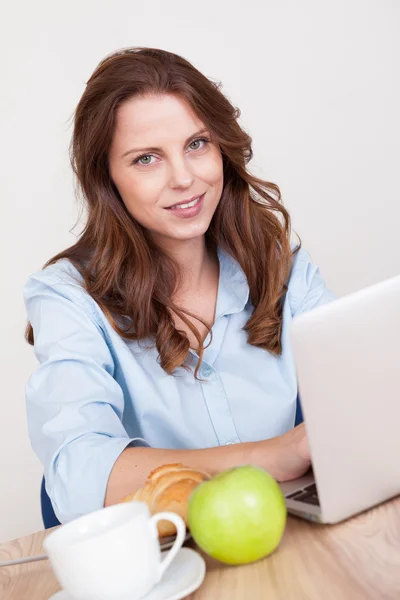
[122,463,211,537]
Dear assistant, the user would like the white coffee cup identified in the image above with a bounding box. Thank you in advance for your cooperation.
[43,501,186,600]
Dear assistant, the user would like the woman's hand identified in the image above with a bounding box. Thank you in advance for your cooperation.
[260,423,312,482]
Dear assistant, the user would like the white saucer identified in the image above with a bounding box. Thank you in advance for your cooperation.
[49,547,206,600]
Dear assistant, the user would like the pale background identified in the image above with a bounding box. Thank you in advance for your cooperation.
[1,0,399,542]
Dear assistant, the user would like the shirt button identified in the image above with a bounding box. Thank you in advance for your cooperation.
[201,365,213,378]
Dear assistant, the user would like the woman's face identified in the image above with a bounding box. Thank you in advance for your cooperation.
[108,93,224,248]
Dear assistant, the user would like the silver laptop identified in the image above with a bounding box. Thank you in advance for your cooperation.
[280,273,400,524]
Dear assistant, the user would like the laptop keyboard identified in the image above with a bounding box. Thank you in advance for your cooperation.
[286,483,320,506]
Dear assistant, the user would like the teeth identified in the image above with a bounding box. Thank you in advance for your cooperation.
[173,196,201,209]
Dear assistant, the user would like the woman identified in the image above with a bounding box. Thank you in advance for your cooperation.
[24,47,335,524]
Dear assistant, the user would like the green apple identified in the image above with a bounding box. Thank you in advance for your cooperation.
[187,465,287,564]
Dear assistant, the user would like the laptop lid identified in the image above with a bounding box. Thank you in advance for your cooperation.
[290,274,400,523]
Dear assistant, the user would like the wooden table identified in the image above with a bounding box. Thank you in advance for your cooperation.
[1,496,400,600]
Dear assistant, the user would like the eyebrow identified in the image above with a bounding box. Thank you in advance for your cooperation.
[121,128,210,159]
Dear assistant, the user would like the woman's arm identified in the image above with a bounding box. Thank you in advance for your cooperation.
[105,422,310,505]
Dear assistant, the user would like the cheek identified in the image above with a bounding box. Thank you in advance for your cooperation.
[202,153,224,186]
[117,171,162,213]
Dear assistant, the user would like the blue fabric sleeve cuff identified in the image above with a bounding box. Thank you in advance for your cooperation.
[50,435,151,524]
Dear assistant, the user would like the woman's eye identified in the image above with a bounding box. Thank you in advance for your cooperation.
[189,140,201,150]
[189,137,209,151]
[135,155,154,165]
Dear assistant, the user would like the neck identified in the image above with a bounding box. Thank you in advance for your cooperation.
[155,235,218,292]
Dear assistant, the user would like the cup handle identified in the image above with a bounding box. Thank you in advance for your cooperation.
[149,512,186,580]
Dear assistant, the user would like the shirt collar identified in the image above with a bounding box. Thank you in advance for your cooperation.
[215,246,250,320]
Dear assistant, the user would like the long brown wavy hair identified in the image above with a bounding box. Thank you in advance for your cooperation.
[25,46,300,379]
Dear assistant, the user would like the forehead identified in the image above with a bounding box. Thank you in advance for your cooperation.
[113,94,205,145]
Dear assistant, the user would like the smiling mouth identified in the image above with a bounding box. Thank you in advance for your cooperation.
[165,194,204,210]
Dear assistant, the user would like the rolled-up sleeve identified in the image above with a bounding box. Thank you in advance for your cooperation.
[24,271,148,523]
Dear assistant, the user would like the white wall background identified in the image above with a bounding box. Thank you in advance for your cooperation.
[1,0,399,542]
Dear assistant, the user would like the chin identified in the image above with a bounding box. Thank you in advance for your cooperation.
[175,224,212,241]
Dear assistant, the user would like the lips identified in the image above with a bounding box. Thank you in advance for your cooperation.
[165,194,204,210]
[164,193,205,219]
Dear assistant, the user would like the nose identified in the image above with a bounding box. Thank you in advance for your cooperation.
[168,156,195,189]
